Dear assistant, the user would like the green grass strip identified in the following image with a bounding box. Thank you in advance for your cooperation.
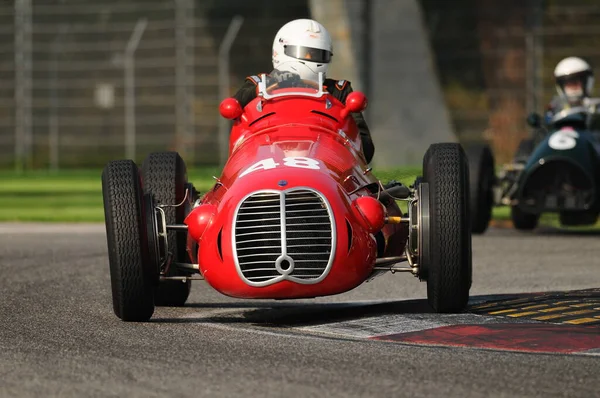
[0,167,598,230]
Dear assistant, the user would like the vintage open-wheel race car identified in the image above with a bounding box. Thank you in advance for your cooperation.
[101,73,473,321]
[467,100,600,234]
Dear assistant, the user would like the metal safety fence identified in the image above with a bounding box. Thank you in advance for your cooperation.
[2,0,310,170]
[1,0,600,169]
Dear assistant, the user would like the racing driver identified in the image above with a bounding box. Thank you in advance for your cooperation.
[545,56,595,122]
[520,56,596,153]
[233,18,375,164]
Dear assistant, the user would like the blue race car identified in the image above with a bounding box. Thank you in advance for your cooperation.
[467,100,600,233]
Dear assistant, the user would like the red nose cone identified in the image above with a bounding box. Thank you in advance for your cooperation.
[184,204,217,241]
[352,196,385,234]
[219,98,243,120]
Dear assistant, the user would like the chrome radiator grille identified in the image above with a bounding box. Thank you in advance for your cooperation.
[233,188,335,287]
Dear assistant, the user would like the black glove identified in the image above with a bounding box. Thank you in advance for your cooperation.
[270,69,301,83]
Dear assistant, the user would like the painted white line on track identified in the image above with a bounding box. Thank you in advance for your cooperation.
[298,316,444,338]
[581,348,600,356]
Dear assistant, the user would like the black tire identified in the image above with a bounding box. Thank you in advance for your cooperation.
[511,205,539,230]
[422,143,472,313]
[102,160,155,322]
[559,211,598,227]
[465,144,495,234]
[141,152,191,307]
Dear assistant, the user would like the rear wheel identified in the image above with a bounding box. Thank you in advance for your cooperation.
[102,160,155,321]
[511,206,539,230]
[421,143,472,313]
[559,211,598,227]
[465,144,495,234]
[142,152,192,307]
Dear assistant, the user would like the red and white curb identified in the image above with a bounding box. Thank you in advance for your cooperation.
[169,291,600,356]
[295,296,600,356]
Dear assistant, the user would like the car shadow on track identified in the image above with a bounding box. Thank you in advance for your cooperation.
[149,299,434,325]
[150,288,600,328]
[239,299,435,327]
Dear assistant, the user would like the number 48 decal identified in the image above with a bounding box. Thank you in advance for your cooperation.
[239,157,321,178]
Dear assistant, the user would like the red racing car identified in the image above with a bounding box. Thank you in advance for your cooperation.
[101,73,472,322]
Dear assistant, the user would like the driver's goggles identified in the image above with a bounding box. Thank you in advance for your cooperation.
[284,45,332,63]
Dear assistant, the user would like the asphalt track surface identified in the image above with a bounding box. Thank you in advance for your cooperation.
[1,224,599,397]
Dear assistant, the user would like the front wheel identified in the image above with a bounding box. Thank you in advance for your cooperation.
[102,160,155,322]
[421,143,472,313]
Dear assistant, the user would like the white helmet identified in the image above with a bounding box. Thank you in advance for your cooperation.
[271,19,333,82]
[554,56,594,103]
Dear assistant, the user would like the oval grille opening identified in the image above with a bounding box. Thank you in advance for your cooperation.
[233,189,335,286]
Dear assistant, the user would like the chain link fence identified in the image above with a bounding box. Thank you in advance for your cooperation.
[1,0,600,169]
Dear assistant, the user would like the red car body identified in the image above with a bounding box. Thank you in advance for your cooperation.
[184,86,408,300]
